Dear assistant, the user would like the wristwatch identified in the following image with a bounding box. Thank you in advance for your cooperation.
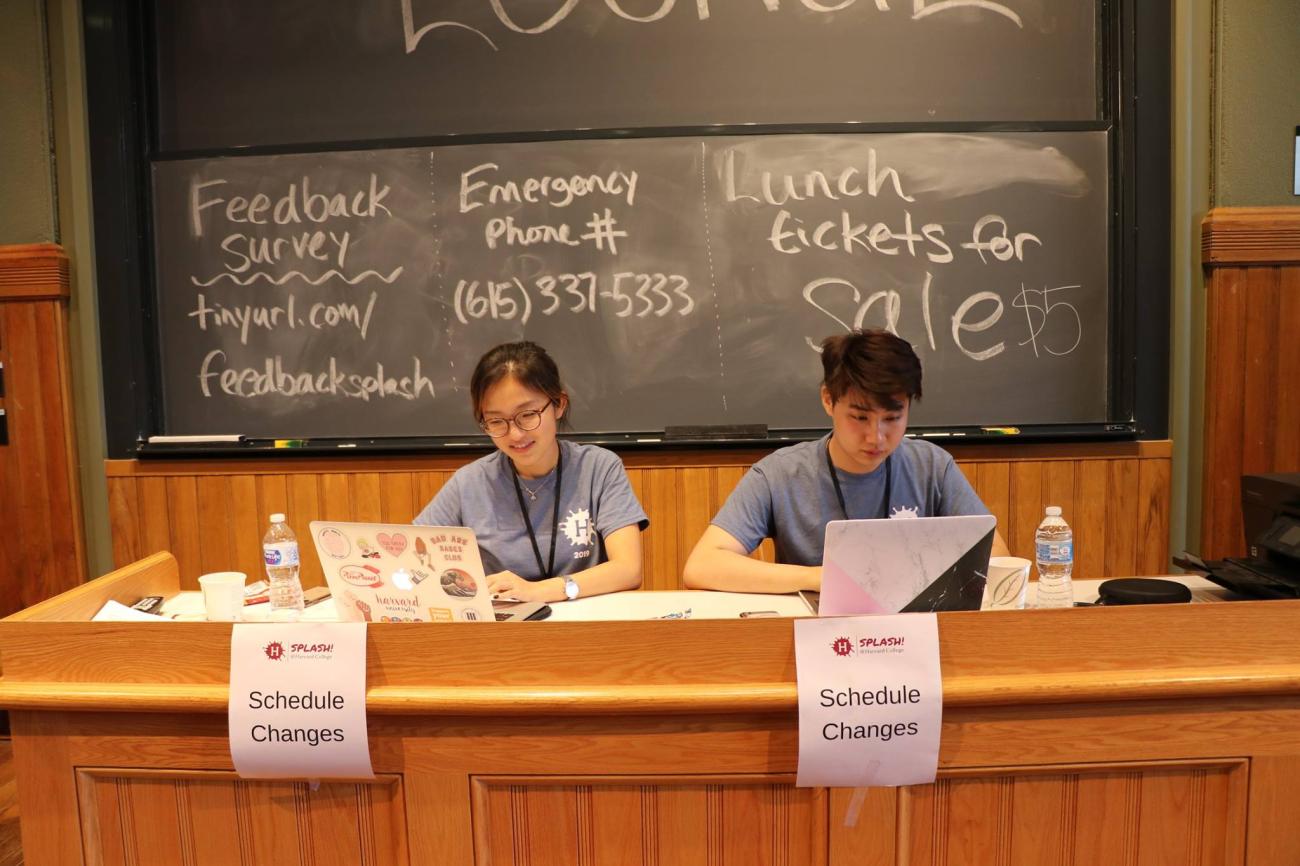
[563,576,580,601]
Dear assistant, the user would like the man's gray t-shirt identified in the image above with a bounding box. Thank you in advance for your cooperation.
[414,440,648,579]
[712,435,989,566]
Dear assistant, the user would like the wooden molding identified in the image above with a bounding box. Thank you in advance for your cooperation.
[2,551,179,623]
[1202,207,1300,266]
[0,242,70,301]
[3,663,1300,715]
[105,439,1172,477]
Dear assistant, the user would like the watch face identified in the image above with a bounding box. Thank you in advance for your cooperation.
[565,579,579,600]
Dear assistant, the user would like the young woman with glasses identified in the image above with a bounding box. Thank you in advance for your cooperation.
[414,341,648,603]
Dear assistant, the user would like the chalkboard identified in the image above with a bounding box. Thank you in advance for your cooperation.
[152,131,1110,438]
[152,0,1098,152]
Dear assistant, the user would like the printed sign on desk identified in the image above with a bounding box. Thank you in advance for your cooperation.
[795,614,942,788]
[229,622,373,779]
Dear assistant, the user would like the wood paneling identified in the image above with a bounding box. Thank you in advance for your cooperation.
[0,741,18,866]
[74,770,407,866]
[105,441,1172,589]
[1200,208,1300,558]
[0,244,85,615]
[902,762,1245,866]
[474,777,825,866]
[4,583,1300,865]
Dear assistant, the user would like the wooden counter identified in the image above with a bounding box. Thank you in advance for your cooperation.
[2,552,1298,865]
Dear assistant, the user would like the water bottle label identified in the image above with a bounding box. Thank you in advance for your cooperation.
[263,542,300,567]
[1035,540,1073,563]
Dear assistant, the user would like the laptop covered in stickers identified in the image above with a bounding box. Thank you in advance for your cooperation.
[308,521,549,623]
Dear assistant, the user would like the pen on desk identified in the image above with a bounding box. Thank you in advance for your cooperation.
[274,438,307,448]
[981,427,1021,436]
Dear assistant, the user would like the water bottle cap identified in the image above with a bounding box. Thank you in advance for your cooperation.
[1044,506,1062,517]
[270,513,286,524]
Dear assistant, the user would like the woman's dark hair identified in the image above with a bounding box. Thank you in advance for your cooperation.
[469,341,571,427]
[820,329,923,411]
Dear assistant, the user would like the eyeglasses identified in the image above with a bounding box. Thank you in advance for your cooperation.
[479,401,555,438]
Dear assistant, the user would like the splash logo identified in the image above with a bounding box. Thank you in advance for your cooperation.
[890,505,919,519]
[561,508,593,547]
[830,636,854,657]
[859,635,906,650]
[264,641,285,661]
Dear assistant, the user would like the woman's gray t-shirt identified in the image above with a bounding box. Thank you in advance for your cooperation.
[414,440,648,579]
[711,435,989,566]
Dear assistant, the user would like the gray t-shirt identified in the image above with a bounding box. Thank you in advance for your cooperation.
[414,440,648,580]
[711,435,989,566]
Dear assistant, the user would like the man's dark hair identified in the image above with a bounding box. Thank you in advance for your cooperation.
[820,329,923,411]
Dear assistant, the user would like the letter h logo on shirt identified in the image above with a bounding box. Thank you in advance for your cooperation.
[562,508,593,548]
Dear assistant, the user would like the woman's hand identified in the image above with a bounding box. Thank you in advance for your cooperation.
[486,570,549,602]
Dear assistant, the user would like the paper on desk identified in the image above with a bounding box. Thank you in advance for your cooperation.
[92,600,169,622]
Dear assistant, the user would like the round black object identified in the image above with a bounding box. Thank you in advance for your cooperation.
[1097,578,1192,606]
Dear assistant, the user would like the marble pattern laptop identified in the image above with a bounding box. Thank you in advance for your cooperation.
[819,515,997,616]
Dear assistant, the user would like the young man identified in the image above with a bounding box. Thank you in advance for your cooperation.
[683,329,1010,594]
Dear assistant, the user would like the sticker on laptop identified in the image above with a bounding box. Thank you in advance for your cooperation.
[316,527,351,559]
[441,568,479,598]
[340,564,383,589]
[377,531,407,557]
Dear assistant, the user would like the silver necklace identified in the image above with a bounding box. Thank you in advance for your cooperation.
[519,473,553,501]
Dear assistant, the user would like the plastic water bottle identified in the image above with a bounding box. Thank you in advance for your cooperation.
[263,513,304,621]
[1034,506,1074,609]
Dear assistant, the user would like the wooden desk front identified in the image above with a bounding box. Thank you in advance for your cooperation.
[1,553,1296,865]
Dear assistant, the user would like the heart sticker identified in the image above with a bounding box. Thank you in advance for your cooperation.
[377,532,408,557]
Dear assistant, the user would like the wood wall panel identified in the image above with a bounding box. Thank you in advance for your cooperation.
[0,244,86,615]
[106,442,1173,589]
[900,762,1244,866]
[1201,208,1300,559]
[75,771,407,866]
[467,763,1243,866]
[473,778,825,866]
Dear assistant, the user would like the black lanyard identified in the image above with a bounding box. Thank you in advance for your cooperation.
[825,440,891,521]
[510,446,563,579]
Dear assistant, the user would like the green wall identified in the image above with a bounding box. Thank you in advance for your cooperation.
[1214,0,1300,206]
[1169,0,1213,559]
[0,0,57,244]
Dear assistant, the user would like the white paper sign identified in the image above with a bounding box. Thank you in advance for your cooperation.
[228,622,374,779]
[795,613,942,788]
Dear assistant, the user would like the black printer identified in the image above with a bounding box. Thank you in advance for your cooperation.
[1182,474,1300,599]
